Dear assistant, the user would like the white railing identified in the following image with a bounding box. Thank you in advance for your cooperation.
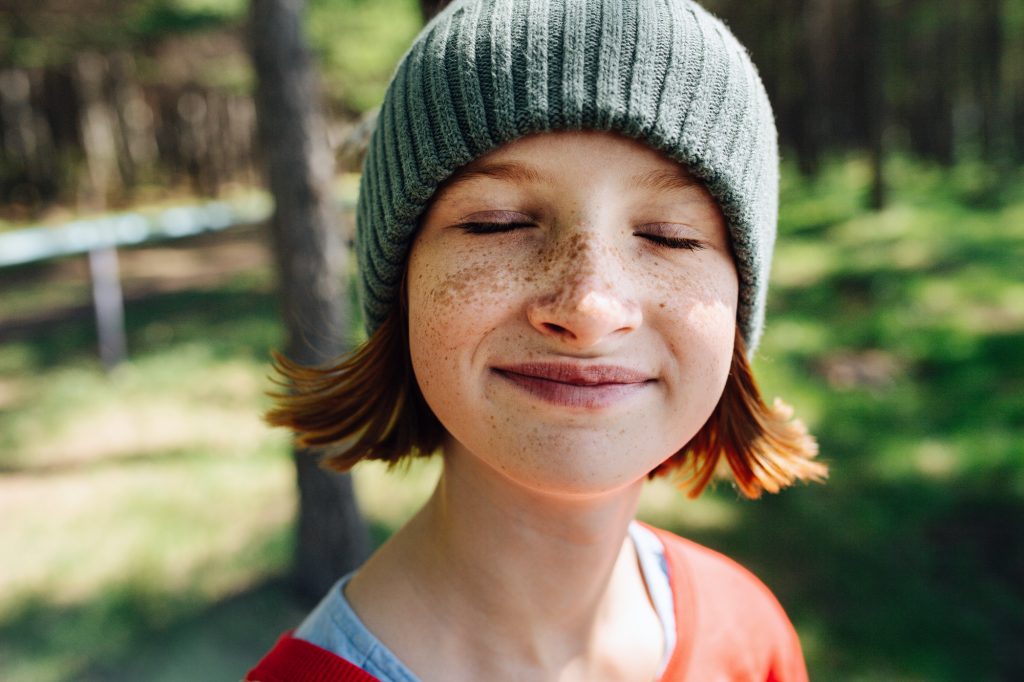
[0,199,274,269]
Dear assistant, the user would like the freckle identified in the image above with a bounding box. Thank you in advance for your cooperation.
[659,303,666,309]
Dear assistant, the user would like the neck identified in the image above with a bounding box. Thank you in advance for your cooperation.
[421,447,644,627]
[347,445,662,681]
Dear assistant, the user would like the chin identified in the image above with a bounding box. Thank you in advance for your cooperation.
[502,465,643,499]
[458,430,671,499]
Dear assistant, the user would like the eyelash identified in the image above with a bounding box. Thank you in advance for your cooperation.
[457,222,706,251]
[459,221,535,234]
[635,233,706,251]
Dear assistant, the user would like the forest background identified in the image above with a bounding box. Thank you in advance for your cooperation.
[1,0,1022,680]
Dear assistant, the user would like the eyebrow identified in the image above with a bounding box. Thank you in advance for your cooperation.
[440,161,545,192]
[629,167,704,194]
[437,160,703,195]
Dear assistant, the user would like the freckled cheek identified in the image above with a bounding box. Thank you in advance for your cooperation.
[407,246,527,355]
[649,260,738,315]
[649,263,738,378]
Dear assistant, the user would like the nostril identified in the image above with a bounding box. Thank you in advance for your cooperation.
[543,322,569,336]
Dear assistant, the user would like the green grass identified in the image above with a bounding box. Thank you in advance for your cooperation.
[0,265,300,682]
[1,156,1022,681]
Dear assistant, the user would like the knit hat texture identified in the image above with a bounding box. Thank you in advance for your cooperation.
[357,0,779,353]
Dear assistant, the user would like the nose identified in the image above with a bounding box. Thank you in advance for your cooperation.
[526,234,642,349]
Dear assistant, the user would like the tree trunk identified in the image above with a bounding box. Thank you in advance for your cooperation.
[860,0,886,209]
[248,0,370,600]
[0,68,55,207]
[73,51,121,211]
[419,0,453,22]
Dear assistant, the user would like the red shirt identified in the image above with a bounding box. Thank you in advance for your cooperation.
[247,524,808,681]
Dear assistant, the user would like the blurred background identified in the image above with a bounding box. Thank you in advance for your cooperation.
[1,0,1022,680]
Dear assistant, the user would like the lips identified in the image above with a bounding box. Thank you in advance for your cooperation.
[492,362,655,409]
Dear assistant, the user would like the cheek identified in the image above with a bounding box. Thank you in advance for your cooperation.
[654,252,737,321]
[653,259,738,393]
[680,298,736,388]
[407,233,548,333]
[406,241,520,388]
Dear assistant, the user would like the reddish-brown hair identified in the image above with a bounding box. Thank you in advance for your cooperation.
[266,299,445,469]
[266,308,826,498]
[649,326,826,497]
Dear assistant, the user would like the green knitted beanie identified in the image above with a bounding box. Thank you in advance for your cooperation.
[357,0,779,353]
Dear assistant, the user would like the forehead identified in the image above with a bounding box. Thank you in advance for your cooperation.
[433,130,707,199]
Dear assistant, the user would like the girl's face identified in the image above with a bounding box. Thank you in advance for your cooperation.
[407,131,738,498]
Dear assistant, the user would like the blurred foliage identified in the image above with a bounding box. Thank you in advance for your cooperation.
[5,0,1023,219]
[0,0,422,112]
[0,0,246,67]
[0,157,1021,680]
[8,0,1017,157]
[307,0,422,115]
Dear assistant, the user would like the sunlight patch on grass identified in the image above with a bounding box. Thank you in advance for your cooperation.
[0,343,35,376]
[16,400,273,468]
[0,438,295,682]
[638,478,742,531]
[914,274,1024,334]
[0,347,278,470]
[0,376,26,410]
[772,240,836,288]
[0,446,293,611]
[760,319,830,357]
[866,434,1021,485]
[830,204,933,243]
[911,440,960,480]
[351,457,441,530]
[999,202,1024,237]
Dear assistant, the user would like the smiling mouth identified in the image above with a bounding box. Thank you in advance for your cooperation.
[492,363,655,409]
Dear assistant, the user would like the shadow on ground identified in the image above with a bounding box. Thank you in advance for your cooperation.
[0,578,310,682]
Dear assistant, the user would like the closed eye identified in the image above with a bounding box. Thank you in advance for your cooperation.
[459,221,536,234]
[635,232,706,251]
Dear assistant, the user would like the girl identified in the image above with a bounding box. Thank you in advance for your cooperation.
[248,0,826,680]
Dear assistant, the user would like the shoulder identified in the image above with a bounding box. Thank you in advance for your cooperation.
[641,523,809,682]
[245,632,381,682]
[647,524,786,610]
